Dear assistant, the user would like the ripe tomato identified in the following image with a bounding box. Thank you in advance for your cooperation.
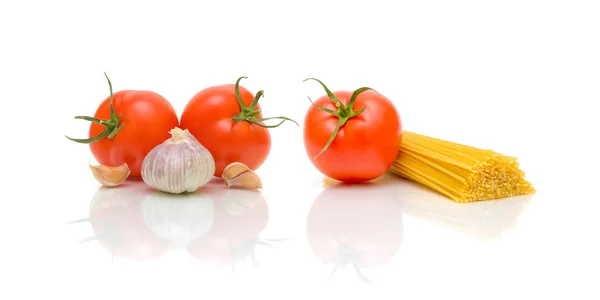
[180,77,297,177]
[303,78,403,182]
[306,182,404,282]
[186,187,274,267]
[66,73,179,178]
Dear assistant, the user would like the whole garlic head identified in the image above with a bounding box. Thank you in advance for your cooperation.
[142,127,215,194]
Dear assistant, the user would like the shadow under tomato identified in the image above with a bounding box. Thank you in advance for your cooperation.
[306,180,404,283]
[68,181,216,262]
[186,188,284,271]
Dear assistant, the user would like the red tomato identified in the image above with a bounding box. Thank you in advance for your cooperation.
[180,77,297,177]
[66,73,179,178]
[186,187,273,267]
[303,78,403,182]
[306,182,404,282]
[83,183,169,261]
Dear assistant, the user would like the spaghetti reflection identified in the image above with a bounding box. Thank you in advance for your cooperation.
[389,176,533,241]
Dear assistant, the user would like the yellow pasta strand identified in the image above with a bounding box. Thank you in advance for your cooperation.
[389,131,536,203]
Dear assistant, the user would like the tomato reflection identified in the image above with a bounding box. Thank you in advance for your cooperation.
[71,182,215,262]
[186,188,280,269]
[306,182,404,283]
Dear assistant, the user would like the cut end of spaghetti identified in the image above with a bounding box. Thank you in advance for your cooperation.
[389,131,535,203]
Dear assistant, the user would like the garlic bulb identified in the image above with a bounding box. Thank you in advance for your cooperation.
[142,127,215,194]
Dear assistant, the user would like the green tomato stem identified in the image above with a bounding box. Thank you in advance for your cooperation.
[65,72,125,144]
[348,87,378,111]
[247,90,264,111]
[233,76,249,111]
[303,77,345,108]
[231,76,298,128]
[304,78,376,159]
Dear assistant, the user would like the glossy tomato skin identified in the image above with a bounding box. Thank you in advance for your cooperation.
[303,90,402,182]
[89,90,179,178]
[179,85,271,177]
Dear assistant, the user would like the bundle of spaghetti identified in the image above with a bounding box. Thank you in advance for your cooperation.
[389,131,535,203]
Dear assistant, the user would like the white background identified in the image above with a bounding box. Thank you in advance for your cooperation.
[1,0,599,299]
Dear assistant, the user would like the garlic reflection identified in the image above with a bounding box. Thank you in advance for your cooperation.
[69,181,217,262]
[141,189,214,248]
[222,189,263,215]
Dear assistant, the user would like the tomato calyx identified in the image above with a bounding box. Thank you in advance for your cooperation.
[231,76,298,128]
[65,72,125,144]
[327,238,372,284]
[304,78,378,159]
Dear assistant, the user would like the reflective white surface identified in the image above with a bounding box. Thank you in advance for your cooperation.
[3,0,600,298]
[45,173,595,298]
[5,158,600,298]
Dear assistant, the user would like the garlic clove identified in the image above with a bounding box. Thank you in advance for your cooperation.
[89,162,130,187]
[221,162,262,189]
[221,162,252,179]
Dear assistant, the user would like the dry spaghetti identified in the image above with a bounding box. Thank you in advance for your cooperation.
[389,131,535,203]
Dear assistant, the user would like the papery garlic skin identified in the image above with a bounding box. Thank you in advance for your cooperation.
[142,128,215,194]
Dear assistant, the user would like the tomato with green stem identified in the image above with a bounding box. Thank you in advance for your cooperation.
[302,78,403,182]
[66,73,179,178]
[180,77,297,177]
